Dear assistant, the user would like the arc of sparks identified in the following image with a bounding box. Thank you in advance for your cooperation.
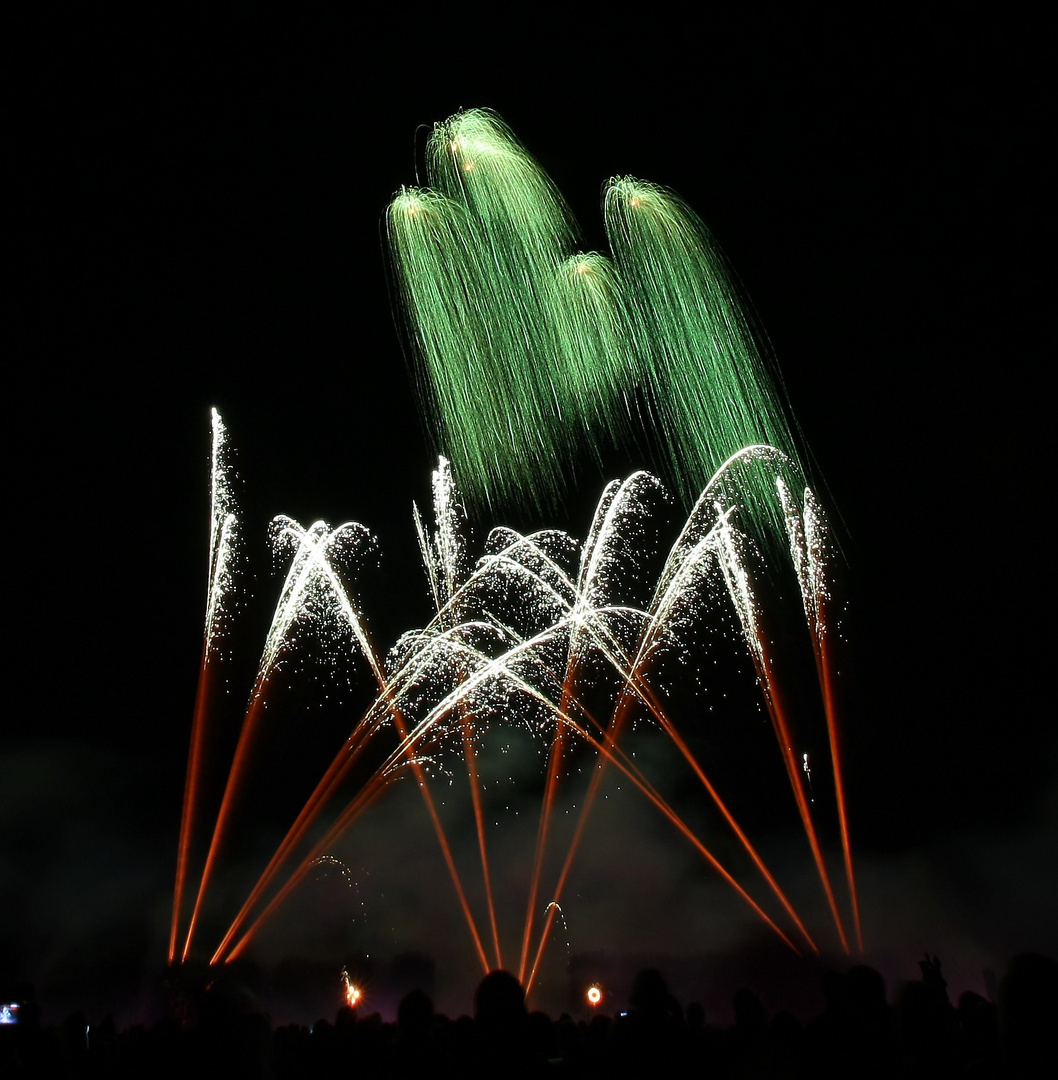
[181,516,376,961]
[180,417,856,979]
[779,478,862,951]
[170,409,238,964]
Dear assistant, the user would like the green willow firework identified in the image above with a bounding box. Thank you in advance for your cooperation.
[386,108,801,536]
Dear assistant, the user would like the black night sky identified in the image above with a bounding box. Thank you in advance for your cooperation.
[5,8,1052,1024]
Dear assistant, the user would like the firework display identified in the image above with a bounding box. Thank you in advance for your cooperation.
[171,111,858,998]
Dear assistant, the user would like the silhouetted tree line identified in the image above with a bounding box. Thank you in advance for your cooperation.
[1,951,1054,1078]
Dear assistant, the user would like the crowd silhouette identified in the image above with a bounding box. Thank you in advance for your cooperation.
[1,951,1054,1077]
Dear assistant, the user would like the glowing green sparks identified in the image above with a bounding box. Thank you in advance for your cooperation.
[386,108,801,538]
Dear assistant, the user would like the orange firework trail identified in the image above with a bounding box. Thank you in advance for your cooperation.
[170,409,237,965]
[715,506,850,954]
[208,511,496,971]
[208,717,379,964]
[221,681,494,970]
[517,477,631,984]
[169,646,214,964]
[521,460,829,983]
[517,717,566,985]
[175,418,858,989]
[780,479,862,951]
[521,689,803,997]
[460,708,503,970]
[182,516,376,961]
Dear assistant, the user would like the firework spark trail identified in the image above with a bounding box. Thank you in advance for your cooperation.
[373,620,807,972]
[211,557,500,969]
[416,460,465,616]
[182,517,375,961]
[386,551,811,976]
[223,612,546,967]
[552,252,638,463]
[459,710,503,970]
[417,459,503,969]
[424,112,637,503]
[214,614,502,967]
[224,681,495,975]
[225,760,401,963]
[521,457,822,965]
[215,464,542,969]
[715,515,850,954]
[409,519,592,977]
[431,468,819,967]
[521,678,804,994]
[517,478,630,981]
[518,637,809,974]
[780,480,862,951]
[622,677,819,954]
[518,716,566,985]
[518,600,820,989]
[171,409,237,964]
[212,515,468,964]
[209,717,383,965]
[387,111,582,514]
[518,471,666,981]
[202,410,239,661]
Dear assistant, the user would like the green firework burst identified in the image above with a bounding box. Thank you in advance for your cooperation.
[386,108,802,540]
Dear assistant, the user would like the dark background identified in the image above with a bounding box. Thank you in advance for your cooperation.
[5,6,1052,1023]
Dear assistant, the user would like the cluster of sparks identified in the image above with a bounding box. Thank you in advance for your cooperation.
[169,109,862,1002]
[169,421,861,996]
[387,109,799,533]
[340,968,362,1009]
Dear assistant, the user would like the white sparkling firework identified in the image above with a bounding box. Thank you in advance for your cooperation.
[259,516,381,686]
[187,415,860,968]
[203,408,238,657]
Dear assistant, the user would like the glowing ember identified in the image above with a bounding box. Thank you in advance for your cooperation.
[341,968,362,1009]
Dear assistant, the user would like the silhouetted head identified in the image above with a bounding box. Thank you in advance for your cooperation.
[821,969,846,1011]
[733,987,767,1034]
[999,952,1058,1051]
[686,1001,705,1031]
[957,990,996,1043]
[846,964,887,1014]
[398,987,433,1036]
[629,968,670,1015]
[769,1009,803,1045]
[474,969,527,1031]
